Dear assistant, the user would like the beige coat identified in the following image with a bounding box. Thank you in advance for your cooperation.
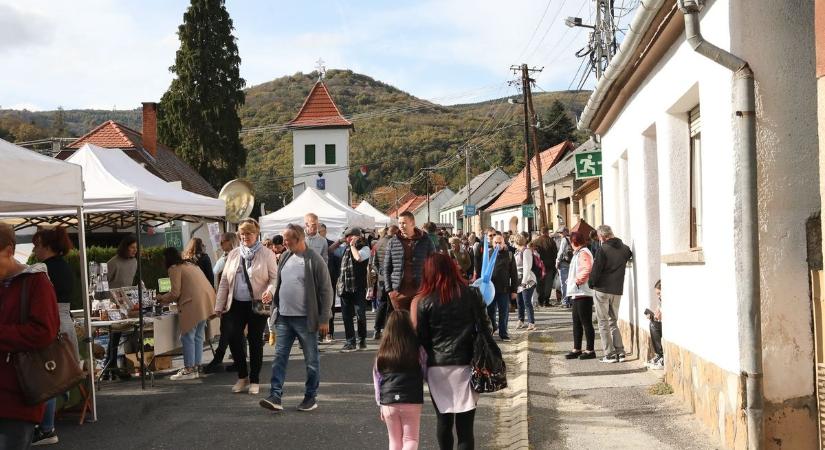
[215,246,278,313]
[158,263,216,334]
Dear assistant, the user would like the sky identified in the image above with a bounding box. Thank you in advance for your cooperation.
[0,0,625,112]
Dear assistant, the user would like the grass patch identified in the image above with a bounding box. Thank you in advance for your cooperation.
[648,381,674,395]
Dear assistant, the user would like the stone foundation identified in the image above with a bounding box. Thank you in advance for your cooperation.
[617,319,817,450]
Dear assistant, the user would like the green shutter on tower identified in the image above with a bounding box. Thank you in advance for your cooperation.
[305,144,316,165]
[325,144,336,164]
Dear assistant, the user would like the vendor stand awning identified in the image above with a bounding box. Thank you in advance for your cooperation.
[260,187,368,239]
[0,138,97,420]
[354,200,394,227]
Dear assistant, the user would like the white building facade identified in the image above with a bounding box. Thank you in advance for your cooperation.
[413,188,455,226]
[439,168,511,232]
[579,1,819,448]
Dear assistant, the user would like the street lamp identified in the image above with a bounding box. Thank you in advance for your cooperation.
[565,16,594,29]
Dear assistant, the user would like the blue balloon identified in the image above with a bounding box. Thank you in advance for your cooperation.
[473,235,500,305]
[472,278,496,305]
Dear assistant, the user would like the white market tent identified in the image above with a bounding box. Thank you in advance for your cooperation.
[259,187,370,239]
[355,200,394,227]
[323,193,375,230]
[0,138,97,419]
[4,143,226,390]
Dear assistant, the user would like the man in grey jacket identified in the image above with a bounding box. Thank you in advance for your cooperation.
[304,213,329,264]
[589,225,633,363]
[260,224,332,413]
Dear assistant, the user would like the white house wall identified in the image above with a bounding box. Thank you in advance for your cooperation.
[599,0,818,411]
[292,128,350,204]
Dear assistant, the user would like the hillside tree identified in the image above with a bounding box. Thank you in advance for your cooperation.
[535,99,578,149]
[158,0,246,188]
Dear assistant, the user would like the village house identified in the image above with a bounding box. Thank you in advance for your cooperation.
[438,167,510,233]
[577,0,819,448]
[542,139,602,230]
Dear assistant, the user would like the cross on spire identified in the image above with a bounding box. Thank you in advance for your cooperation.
[315,58,326,80]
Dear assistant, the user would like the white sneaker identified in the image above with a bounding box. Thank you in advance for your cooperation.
[526,323,536,331]
[248,383,259,395]
[170,368,198,381]
[232,378,250,393]
[516,321,525,329]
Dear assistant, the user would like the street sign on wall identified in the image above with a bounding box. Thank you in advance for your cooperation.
[463,204,477,217]
[522,204,535,218]
[316,178,326,190]
[575,151,603,180]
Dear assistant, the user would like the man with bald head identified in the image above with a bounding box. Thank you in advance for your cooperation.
[304,213,328,264]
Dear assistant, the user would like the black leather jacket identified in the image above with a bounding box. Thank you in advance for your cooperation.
[417,286,493,367]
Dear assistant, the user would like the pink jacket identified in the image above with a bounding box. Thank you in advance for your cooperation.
[215,246,278,313]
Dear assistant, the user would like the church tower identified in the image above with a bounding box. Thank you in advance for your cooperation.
[287,80,354,203]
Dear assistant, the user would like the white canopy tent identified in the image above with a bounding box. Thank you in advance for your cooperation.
[259,187,370,239]
[0,138,97,420]
[355,200,394,227]
[323,193,375,230]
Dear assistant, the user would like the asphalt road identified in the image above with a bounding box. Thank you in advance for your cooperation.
[56,313,495,449]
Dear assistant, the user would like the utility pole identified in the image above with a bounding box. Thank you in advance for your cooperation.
[510,64,547,231]
[465,147,471,233]
[425,169,431,223]
[595,1,603,79]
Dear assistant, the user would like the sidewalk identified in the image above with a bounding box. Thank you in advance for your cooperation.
[523,308,722,450]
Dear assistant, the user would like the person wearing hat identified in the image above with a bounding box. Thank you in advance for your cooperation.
[337,227,372,352]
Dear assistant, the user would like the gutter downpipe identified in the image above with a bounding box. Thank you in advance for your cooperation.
[678,2,763,449]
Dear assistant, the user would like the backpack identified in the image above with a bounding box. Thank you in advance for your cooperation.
[531,251,546,279]
[560,238,574,264]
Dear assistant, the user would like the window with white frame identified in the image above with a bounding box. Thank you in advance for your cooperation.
[689,105,702,248]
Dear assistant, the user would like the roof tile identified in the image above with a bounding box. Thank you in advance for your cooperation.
[288,81,353,129]
[486,141,572,212]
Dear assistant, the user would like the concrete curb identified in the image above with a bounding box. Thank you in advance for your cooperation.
[491,332,531,449]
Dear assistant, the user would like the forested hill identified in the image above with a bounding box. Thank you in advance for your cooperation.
[0,69,590,211]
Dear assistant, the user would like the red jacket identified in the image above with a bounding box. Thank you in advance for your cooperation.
[0,270,59,423]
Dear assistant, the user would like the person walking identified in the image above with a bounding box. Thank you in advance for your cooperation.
[384,211,435,311]
[373,310,426,450]
[473,228,496,281]
[204,232,239,374]
[304,213,329,264]
[215,218,278,395]
[447,237,473,280]
[488,234,518,341]
[157,248,216,380]
[0,224,60,449]
[564,232,597,360]
[338,228,371,352]
[30,227,78,446]
[182,237,214,287]
[415,253,491,450]
[103,235,138,377]
[588,225,633,363]
[530,227,558,307]
[372,225,398,340]
[260,224,332,413]
[514,234,537,332]
[555,228,573,308]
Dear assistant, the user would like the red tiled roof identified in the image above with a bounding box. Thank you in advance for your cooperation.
[487,141,572,212]
[61,120,218,198]
[388,195,427,217]
[386,191,418,217]
[287,81,353,129]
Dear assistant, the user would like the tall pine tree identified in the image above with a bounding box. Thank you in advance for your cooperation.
[535,99,578,149]
[158,0,246,188]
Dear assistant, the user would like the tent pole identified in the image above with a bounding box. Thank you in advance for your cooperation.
[134,210,145,390]
[76,207,97,421]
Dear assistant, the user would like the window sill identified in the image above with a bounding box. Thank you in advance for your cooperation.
[662,249,705,265]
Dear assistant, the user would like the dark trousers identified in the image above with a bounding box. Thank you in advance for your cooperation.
[211,315,231,363]
[650,320,663,358]
[537,267,556,305]
[572,296,595,352]
[341,288,367,345]
[325,284,337,338]
[374,288,390,332]
[0,419,35,450]
[486,292,511,338]
[224,301,267,383]
[432,398,476,450]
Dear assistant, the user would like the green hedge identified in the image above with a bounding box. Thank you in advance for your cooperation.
[33,246,168,310]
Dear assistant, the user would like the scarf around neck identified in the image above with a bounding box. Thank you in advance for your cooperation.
[239,241,263,265]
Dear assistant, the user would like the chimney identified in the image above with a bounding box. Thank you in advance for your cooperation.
[141,102,158,157]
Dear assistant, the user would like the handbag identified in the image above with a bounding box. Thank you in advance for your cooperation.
[468,289,507,393]
[13,275,86,405]
[241,258,271,316]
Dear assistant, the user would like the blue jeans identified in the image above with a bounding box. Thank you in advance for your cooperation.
[517,286,536,324]
[558,265,570,306]
[269,315,320,400]
[486,292,511,338]
[181,320,206,368]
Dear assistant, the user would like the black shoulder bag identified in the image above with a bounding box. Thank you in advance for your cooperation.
[13,275,86,405]
[469,288,507,393]
[242,258,271,316]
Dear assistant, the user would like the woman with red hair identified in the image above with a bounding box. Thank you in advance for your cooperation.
[564,231,597,360]
[413,253,492,450]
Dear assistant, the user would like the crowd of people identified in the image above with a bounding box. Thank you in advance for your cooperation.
[0,206,666,450]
